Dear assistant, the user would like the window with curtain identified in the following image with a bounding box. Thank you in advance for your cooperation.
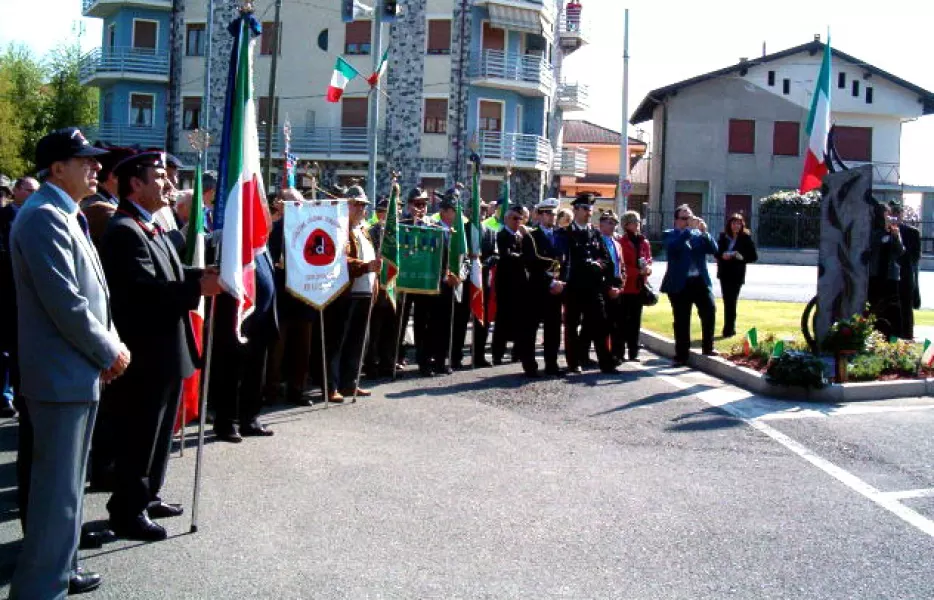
[186,24,205,56]
[426,20,451,54]
[130,94,154,127]
[182,97,202,130]
[423,98,448,133]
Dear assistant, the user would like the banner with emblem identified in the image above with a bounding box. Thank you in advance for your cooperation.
[284,201,351,308]
[397,224,443,295]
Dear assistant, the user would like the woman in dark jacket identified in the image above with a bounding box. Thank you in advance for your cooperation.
[867,202,905,338]
[716,214,758,337]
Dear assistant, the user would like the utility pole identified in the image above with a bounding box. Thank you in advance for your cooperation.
[262,0,283,191]
[200,0,215,171]
[616,8,630,216]
[366,1,384,204]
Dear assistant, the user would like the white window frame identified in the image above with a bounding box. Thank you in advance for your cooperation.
[184,21,206,56]
[181,94,203,131]
[131,18,160,51]
[128,92,156,127]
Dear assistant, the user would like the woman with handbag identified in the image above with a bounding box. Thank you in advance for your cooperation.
[619,211,654,362]
[716,213,758,338]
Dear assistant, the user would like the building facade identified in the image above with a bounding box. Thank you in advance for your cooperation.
[630,37,934,225]
[79,0,593,206]
[557,119,647,204]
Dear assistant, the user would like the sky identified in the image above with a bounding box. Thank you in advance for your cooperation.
[2,0,932,185]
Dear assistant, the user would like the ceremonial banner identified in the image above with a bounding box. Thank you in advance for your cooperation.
[397,224,443,295]
[284,201,351,308]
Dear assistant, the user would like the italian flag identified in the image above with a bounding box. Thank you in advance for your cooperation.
[216,15,270,342]
[799,37,832,193]
[921,339,934,368]
[327,57,360,103]
[177,162,206,432]
[367,47,390,87]
[380,182,400,308]
[468,156,485,325]
[449,191,468,303]
[743,327,758,356]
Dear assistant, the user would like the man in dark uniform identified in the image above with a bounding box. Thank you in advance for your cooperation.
[562,193,617,374]
[364,196,398,377]
[398,188,438,376]
[99,152,222,541]
[891,202,921,339]
[209,204,278,441]
[491,205,530,370]
[521,199,566,376]
[430,192,467,374]
[80,145,136,247]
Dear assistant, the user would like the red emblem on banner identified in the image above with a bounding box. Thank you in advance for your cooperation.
[303,229,337,266]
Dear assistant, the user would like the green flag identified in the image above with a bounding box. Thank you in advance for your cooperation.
[743,327,758,355]
[771,340,785,359]
[448,197,468,275]
[379,182,400,307]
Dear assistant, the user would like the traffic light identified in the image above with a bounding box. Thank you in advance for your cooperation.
[382,0,397,22]
[341,0,355,22]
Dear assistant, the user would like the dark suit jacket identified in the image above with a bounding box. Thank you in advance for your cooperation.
[715,231,758,285]
[898,223,922,309]
[523,227,562,295]
[0,204,18,351]
[495,228,528,313]
[101,200,203,381]
[561,224,612,294]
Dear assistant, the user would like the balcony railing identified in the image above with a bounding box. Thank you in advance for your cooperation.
[553,147,588,176]
[79,47,170,83]
[82,0,172,16]
[556,82,589,112]
[258,127,386,157]
[470,49,555,96]
[82,123,166,148]
[558,6,590,49]
[848,161,900,185]
[478,131,552,168]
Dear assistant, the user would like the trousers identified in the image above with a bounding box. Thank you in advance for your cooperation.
[668,277,716,361]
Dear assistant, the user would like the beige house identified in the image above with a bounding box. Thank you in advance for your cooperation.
[558,120,647,206]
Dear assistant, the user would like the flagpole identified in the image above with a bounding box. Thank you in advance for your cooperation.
[392,291,406,381]
[351,171,397,401]
[308,166,332,409]
[365,1,384,205]
[188,130,213,534]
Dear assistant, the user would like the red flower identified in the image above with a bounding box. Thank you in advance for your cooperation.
[841,327,852,337]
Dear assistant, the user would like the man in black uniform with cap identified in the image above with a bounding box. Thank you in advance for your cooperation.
[99,151,222,541]
[521,199,566,375]
[562,193,617,374]
[431,191,467,374]
[491,205,530,370]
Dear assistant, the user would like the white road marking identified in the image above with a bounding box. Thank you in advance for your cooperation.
[630,358,934,539]
[877,488,934,501]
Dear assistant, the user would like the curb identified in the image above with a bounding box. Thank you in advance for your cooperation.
[639,330,932,402]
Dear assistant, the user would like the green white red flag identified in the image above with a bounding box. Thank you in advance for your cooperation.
[468,153,485,324]
[380,181,400,308]
[178,162,206,431]
[799,37,832,193]
[327,57,360,103]
[215,14,270,342]
[367,47,390,87]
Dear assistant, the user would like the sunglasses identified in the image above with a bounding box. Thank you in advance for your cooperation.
[678,216,692,221]
[411,202,427,208]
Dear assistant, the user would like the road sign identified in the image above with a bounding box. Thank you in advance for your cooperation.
[620,178,632,197]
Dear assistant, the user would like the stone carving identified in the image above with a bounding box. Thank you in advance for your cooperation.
[815,164,875,342]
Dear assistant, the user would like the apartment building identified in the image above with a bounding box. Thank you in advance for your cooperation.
[78,0,592,206]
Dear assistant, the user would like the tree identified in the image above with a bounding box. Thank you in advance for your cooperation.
[0,43,50,174]
[0,76,27,176]
[45,41,98,133]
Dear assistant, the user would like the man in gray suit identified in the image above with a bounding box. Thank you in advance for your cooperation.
[9,127,131,599]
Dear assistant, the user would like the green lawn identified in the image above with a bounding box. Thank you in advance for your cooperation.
[641,297,934,353]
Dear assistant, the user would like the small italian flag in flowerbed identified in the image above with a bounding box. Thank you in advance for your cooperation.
[921,339,934,368]
[743,327,758,356]
[327,57,360,102]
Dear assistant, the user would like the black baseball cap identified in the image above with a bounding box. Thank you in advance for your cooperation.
[35,127,109,172]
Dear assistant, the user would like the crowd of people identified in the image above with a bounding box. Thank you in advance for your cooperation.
[6,124,924,599]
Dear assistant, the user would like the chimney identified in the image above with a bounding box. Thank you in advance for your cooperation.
[739,57,748,64]
[814,34,821,42]
[762,41,766,57]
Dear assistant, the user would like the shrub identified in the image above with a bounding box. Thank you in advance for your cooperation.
[822,311,876,355]
[847,353,886,382]
[757,190,822,248]
[766,351,828,388]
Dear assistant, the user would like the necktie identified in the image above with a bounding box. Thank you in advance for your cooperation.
[77,211,92,242]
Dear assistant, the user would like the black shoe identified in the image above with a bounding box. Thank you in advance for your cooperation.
[580,358,597,369]
[0,399,15,418]
[148,501,184,519]
[600,366,620,374]
[492,357,503,366]
[69,568,102,595]
[474,359,492,368]
[451,361,465,370]
[213,425,242,444]
[523,369,541,378]
[287,392,312,407]
[627,356,641,363]
[377,367,395,377]
[703,349,721,357]
[435,366,453,375]
[545,366,563,376]
[568,365,583,375]
[722,330,736,338]
[672,358,688,367]
[418,366,436,377]
[241,423,274,437]
[79,527,114,550]
[111,513,168,542]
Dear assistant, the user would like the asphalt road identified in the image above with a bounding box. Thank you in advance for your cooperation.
[0,355,933,598]
[648,262,934,309]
